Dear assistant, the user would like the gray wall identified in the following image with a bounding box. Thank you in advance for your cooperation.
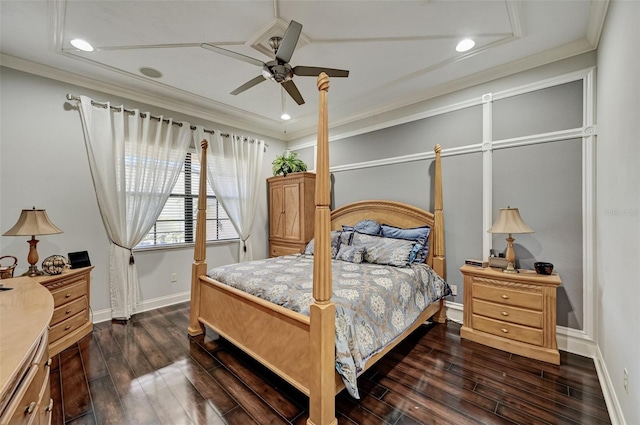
[596,0,640,423]
[290,53,593,330]
[0,66,286,317]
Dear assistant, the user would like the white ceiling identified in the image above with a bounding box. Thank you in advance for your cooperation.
[0,1,607,141]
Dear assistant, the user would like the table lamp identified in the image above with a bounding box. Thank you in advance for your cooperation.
[487,207,534,273]
[3,207,63,276]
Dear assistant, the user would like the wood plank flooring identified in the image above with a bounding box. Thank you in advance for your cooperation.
[50,302,611,424]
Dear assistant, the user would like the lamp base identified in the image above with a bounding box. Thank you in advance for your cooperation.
[22,265,45,277]
[502,262,519,274]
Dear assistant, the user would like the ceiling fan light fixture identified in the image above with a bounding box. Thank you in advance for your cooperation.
[70,38,94,52]
[281,113,291,121]
[456,38,475,52]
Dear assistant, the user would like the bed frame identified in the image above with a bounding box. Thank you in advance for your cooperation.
[188,73,446,425]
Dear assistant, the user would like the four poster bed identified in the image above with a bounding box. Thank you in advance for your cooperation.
[188,73,448,425]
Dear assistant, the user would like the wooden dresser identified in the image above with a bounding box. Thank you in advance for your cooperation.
[32,266,94,357]
[460,265,562,364]
[0,277,54,425]
[267,172,316,257]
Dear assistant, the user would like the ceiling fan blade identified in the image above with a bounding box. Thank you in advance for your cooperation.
[201,43,266,68]
[282,80,305,105]
[293,66,350,78]
[230,75,266,95]
[276,20,303,64]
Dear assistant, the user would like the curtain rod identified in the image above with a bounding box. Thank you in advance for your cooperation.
[66,94,269,147]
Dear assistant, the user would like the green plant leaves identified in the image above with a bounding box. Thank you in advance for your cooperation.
[272,151,308,176]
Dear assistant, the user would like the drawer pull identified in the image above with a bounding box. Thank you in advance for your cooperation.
[65,293,71,298]
[501,294,509,299]
[501,328,509,333]
[25,401,37,414]
[66,309,72,314]
[45,399,54,412]
[501,311,509,316]
[65,325,71,331]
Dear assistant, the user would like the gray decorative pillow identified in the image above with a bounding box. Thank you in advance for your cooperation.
[304,230,342,258]
[352,233,414,267]
[335,245,365,264]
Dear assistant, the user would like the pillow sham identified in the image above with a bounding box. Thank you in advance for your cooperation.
[351,233,415,267]
[304,230,342,258]
[380,224,431,263]
[335,245,365,264]
[353,219,381,236]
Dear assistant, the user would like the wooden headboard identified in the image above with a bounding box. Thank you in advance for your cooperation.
[328,145,446,279]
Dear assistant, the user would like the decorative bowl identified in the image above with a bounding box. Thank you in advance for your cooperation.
[42,255,68,275]
[534,262,554,275]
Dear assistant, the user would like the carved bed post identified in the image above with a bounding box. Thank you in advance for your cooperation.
[308,73,337,425]
[432,144,447,323]
[188,139,208,336]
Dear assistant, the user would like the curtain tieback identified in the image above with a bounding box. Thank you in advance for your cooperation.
[241,237,249,253]
[112,241,135,264]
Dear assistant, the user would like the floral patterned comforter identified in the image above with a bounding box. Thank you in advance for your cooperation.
[206,254,450,398]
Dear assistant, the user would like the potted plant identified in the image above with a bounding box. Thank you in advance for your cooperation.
[272,150,308,176]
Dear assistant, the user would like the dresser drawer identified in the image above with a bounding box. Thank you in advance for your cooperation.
[473,314,543,346]
[50,296,87,327]
[473,282,543,310]
[1,337,50,425]
[49,312,88,343]
[472,299,543,328]
[50,280,86,307]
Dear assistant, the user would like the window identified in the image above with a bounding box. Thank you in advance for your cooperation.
[136,151,238,248]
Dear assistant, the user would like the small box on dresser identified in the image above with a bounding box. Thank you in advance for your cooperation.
[32,266,94,357]
[460,265,562,364]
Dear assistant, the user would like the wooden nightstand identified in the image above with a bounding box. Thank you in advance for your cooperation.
[460,265,562,364]
[32,266,94,357]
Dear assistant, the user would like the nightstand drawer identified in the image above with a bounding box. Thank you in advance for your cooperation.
[51,296,87,326]
[473,299,543,328]
[49,311,88,343]
[473,282,543,310]
[50,280,86,307]
[473,314,543,346]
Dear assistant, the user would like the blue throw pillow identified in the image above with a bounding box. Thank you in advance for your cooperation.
[380,224,431,263]
[353,219,381,236]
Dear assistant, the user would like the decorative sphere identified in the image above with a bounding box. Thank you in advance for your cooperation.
[42,255,68,275]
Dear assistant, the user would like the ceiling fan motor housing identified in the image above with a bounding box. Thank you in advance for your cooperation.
[263,62,294,83]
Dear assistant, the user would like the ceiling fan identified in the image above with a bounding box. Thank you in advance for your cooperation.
[201,20,349,105]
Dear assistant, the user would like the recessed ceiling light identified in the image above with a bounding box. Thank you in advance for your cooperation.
[281,113,291,121]
[70,39,94,52]
[455,38,475,53]
[139,67,163,79]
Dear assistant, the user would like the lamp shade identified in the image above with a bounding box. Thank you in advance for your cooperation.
[3,208,63,236]
[487,207,534,235]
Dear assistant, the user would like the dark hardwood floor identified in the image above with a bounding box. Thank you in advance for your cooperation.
[50,302,611,425]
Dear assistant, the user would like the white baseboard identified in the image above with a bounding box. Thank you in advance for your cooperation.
[91,291,191,323]
[444,300,464,324]
[593,346,627,425]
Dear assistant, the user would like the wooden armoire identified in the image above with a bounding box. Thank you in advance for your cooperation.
[267,172,316,257]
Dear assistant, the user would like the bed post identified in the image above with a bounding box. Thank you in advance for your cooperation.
[188,139,208,336]
[432,144,447,323]
[308,73,337,425]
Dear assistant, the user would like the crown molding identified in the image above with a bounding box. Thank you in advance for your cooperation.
[586,0,610,48]
[0,54,285,141]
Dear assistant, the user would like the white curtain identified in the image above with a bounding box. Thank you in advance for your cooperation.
[194,127,265,262]
[78,96,191,319]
